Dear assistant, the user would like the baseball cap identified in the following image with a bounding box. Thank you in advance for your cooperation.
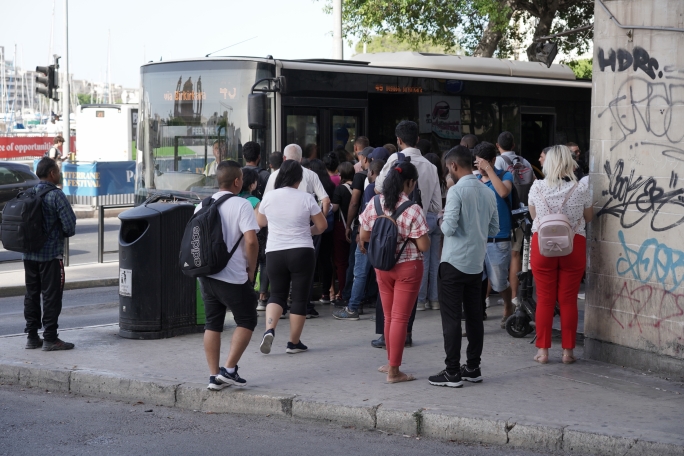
[369,147,390,161]
[359,146,374,158]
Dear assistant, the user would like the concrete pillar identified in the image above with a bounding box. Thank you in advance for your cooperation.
[586,0,684,375]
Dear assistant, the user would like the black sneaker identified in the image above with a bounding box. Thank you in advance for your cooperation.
[332,298,347,308]
[25,335,43,349]
[260,329,275,354]
[428,369,463,388]
[217,366,247,386]
[371,335,386,349]
[460,365,483,383]
[42,338,74,351]
[306,308,320,319]
[332,306,359,321]
[286,340,308,354]
[207,375,229,391]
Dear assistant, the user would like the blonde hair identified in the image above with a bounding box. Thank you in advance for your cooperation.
[542,145,577,188]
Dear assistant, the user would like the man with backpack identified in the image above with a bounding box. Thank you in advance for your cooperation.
[192,160,260,391]
[17,158,76,350]
[242,141,270,199]
[494,131,535,310]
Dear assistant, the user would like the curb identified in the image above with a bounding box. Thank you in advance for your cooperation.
[0,278,118,298]
[0,363,681,456]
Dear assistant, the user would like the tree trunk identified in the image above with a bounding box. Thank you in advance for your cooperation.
[526,10,557,61]
[473,0,515,58]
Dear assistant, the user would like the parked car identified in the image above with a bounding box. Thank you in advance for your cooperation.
[0,162,40,215]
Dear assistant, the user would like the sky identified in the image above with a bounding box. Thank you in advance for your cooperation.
[0,0,356,88]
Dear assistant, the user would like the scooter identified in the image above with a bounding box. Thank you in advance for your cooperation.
[505,207,559,340]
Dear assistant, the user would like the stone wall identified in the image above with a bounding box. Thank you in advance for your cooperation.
[586,0,684,376]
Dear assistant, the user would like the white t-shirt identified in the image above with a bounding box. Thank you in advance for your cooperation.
[495,151,533,175]
[528,179,591,236]
[264,165,329,203]
[194,191,260,284]
[259,187,322,253]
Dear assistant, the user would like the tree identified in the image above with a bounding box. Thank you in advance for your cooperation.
[354,33,462,55]
[77,94,92,105]
[330,0,593,62]
[565,58,592,79]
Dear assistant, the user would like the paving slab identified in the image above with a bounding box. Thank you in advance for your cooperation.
[0,303,682,455]
[0,261,119,297]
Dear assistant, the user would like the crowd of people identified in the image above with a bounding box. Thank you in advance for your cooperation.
[198,119,593,390]
[15,119,590,389]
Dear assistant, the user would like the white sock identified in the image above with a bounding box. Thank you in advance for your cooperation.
[224,366,236,374]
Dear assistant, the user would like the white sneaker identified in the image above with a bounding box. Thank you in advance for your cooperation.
[511,297,520,307]
[578,293,585,300]
[416,301,427,311]
[429,300,440,310]
[485,297,490,308]
[256,300,267,311]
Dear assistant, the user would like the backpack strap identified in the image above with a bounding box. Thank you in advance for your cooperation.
[540,183,578,215]
[373,194,383,216]
[392,200,415,220]
[210,193,244,257]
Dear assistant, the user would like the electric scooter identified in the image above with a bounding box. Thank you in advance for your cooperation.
[505,207,559,340]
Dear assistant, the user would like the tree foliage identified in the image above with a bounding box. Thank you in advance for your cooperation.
[565,58,592,79]
[328,0,593,62]
[353,33,462,55]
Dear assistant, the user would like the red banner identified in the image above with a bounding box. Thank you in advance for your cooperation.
[0,136,77,159]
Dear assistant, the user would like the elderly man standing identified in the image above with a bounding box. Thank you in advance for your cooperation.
[429,146,498,388]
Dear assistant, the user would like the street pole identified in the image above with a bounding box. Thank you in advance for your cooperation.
[332,0,343,60]
[63,0,70,156]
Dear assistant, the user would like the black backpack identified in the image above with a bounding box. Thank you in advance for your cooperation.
[366,195,415,271]
[395,153,422,208]
[1,186,58,253]
[178,194,243,278]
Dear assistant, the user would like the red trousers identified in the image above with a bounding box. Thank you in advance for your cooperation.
[376,260,423,367]
[332,220,350,293]
[530,233,586,349]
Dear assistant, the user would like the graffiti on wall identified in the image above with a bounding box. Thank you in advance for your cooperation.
[597,159,684,231]
[616,230,684,291]
[597,47,684,157]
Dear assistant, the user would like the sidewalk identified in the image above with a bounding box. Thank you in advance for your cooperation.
[0,262,119,297]
[0,302,681,455]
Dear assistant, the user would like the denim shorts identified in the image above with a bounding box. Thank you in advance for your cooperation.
[483,241,511,292]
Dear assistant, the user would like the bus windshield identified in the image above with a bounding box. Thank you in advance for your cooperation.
[136,60,273,202]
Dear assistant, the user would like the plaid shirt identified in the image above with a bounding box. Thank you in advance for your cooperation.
[23,182,76,262]
[360,193,429,264]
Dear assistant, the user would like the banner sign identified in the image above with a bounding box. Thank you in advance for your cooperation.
[0,136,77,159]
[32,160,136,196]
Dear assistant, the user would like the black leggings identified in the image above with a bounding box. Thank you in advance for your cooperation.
[266,248,316,316]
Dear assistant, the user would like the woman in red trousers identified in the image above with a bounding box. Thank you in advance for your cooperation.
[528,145,593,364]
[359,161,430,383]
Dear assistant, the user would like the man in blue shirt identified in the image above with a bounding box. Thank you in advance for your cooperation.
[23,157,77,351]
[474,142,515,330]
[429,146,498,388]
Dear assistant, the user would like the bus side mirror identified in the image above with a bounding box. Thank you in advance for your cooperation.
[248,93,267,130]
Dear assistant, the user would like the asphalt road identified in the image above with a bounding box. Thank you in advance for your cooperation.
[0,385,561,456]
[0,217,121,272]
[0,286,119,336]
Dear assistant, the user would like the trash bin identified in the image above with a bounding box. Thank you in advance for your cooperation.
[118,202,202,339]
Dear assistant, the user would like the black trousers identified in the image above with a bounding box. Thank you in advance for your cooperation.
[24,258,65,342]
[438,262,483,372]
[266,248,316,316]
[375,293,418,335]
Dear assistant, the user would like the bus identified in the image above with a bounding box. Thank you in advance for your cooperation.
[136,52,591,202]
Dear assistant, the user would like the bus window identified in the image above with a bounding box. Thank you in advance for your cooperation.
[331,112,360,155]
[286,111,319,155]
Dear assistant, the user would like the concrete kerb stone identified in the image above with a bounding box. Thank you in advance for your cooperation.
[18,366,71,393]
[2,361,684,456]
[70,371,178,407]
[292,398,378,429]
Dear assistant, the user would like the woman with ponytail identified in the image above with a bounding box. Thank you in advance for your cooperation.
[359,160,430,383]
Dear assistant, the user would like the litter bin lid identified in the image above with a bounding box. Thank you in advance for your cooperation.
[118,204,162,221]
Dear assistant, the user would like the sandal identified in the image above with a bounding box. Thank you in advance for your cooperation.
[386,373,416,384]
[377,364,389,374]
[534,353,549,364]
[562,354,577,364]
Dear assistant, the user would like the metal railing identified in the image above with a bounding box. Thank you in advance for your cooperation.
[98,204,134,263]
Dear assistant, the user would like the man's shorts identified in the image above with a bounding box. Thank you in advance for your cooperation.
[511,226,524,253]
[483,241,512,293]
[199,277,258,332]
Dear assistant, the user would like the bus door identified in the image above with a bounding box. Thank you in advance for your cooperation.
[283,101,366,159]
[520,107,556,177]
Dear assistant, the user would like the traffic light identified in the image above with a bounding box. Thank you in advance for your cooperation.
[35,65,59,101]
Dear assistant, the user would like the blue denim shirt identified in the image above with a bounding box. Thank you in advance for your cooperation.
[23,182,77,262]
[440,174,499,274]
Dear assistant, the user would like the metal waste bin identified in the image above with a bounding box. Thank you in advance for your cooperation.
[118,202,202,339]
